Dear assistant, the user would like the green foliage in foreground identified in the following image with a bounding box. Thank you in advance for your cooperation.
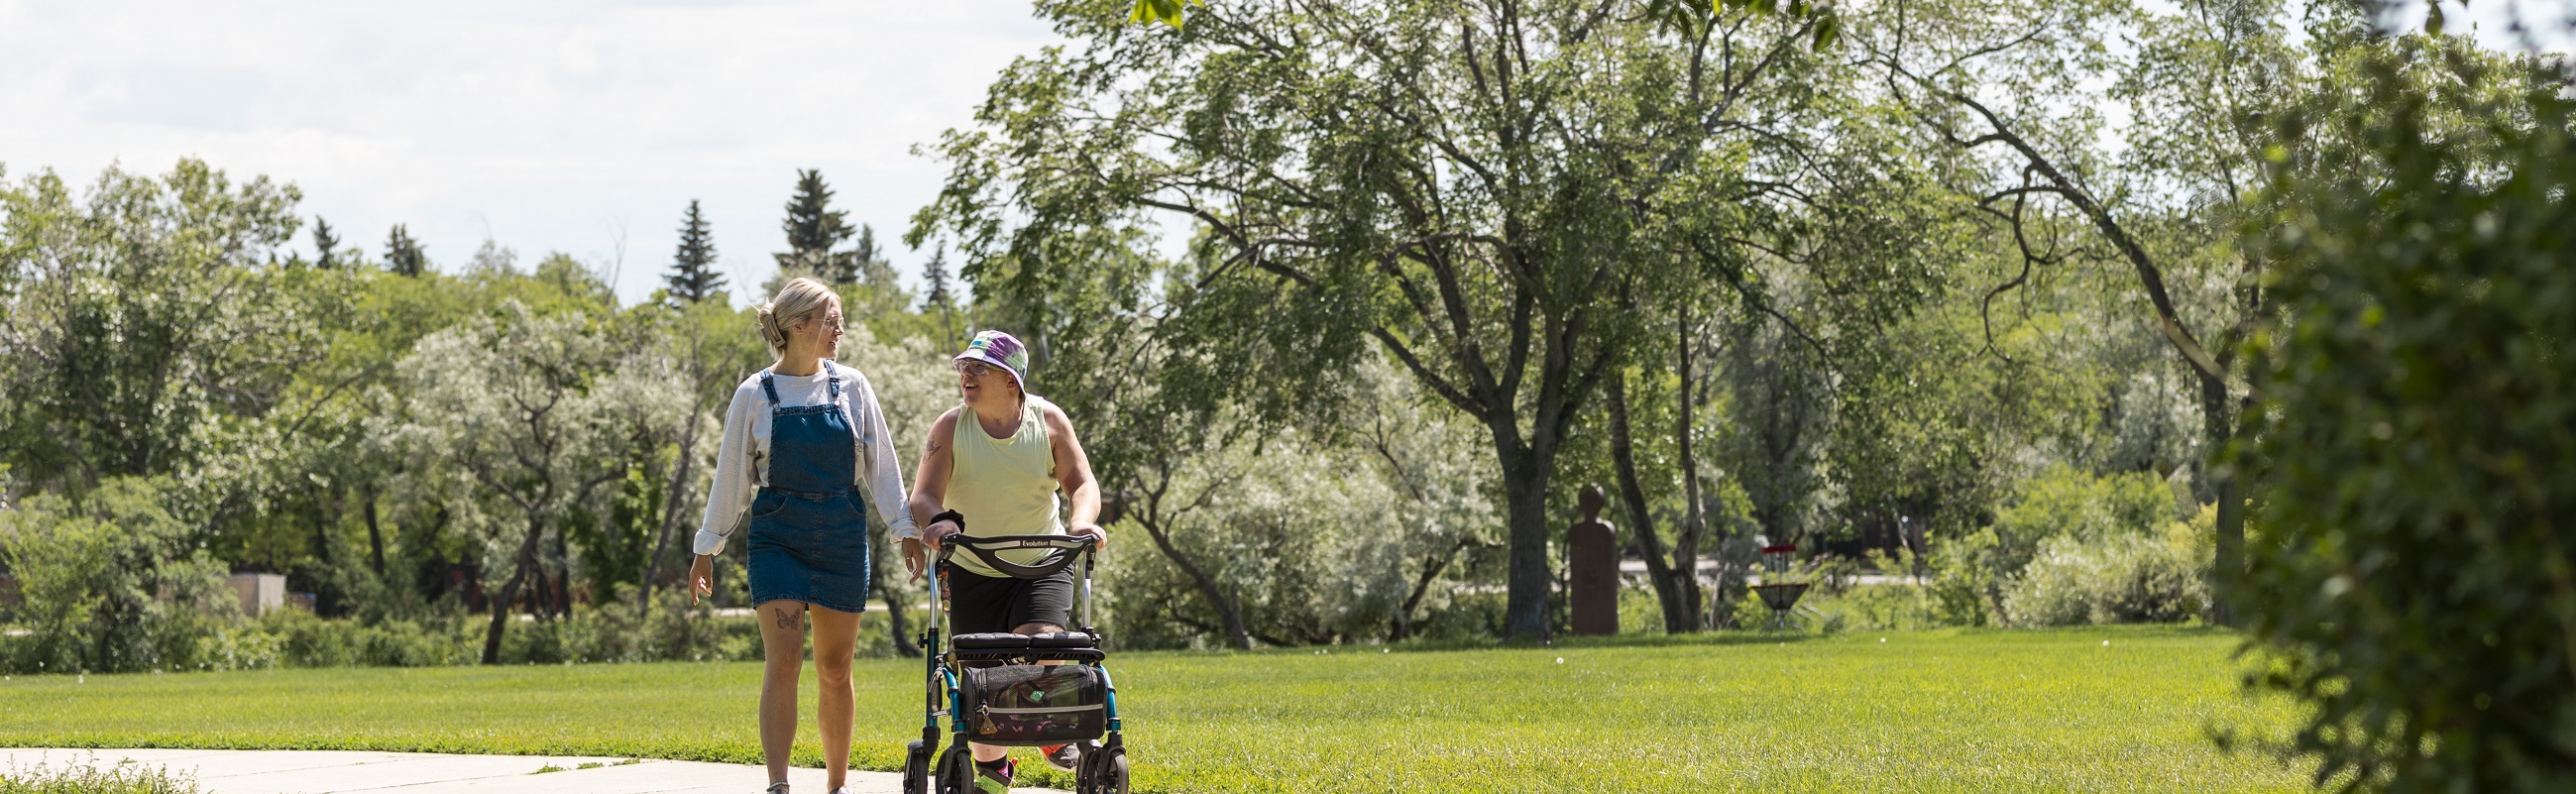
[2242,25,2576,793]
[1,628,2302,793]
[0,758,197,794]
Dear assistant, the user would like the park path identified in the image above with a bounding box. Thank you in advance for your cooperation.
[0,748,1068,794]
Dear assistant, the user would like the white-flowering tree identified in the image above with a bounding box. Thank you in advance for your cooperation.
[1104,355,1501,649]
[377,301,650,663]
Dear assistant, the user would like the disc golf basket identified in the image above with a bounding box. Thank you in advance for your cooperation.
[1750,542,1809,630]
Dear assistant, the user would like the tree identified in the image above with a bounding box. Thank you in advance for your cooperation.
[1860,0,2307,621]
[921,247,956,345]
[0,159,323,500]
[385,224,427,278]
[776,169,856,284]
[913,0,1855,639]
[0,477,232,674]
[665,199,725,304]
[312,217,341,269]
[379,301,660,663]
[2239,15,2572,790]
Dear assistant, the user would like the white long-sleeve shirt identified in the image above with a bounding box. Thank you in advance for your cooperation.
[693,363,919,555]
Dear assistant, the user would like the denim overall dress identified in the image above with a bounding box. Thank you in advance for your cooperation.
[744,361,873,613]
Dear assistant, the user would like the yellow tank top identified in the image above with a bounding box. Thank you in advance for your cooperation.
[946,396,1063,577]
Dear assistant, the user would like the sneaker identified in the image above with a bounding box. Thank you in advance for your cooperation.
[972,758,1014,794]
[1040,742,1080,771]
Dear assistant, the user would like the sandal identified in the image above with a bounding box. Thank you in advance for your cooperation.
[973,758,1015,794]
[766,782,790,794]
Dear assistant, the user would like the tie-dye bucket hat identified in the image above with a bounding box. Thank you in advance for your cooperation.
[954,330,1030,392]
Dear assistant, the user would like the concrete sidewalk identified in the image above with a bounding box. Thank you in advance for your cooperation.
[0,748,1068,794]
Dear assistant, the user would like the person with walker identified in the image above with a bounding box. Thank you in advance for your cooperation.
[903,329,1106,793]
[689,278,918,794]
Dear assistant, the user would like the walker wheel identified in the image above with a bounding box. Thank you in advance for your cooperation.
[902,740,930,794]
[937,744,975,794]
[1078,745,1129,794]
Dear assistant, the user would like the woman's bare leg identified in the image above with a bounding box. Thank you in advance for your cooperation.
[755,600,809,789]
[809,605,862,791]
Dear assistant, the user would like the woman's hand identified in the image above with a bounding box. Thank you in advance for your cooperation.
[905,520,962,583]
[1069,521,1108,551]
[687,554,715,605]
[925,518,962,549]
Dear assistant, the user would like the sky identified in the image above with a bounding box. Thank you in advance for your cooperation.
[1,2,2568,311]
[0,1,1064,308]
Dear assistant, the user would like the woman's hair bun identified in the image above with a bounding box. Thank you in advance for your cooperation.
[756,278,836,358]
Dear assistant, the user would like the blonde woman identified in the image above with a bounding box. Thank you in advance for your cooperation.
[903,329,1105,793]
[689,278,918,794]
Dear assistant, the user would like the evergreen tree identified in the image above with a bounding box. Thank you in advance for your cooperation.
[664,200,724,304]
[776,169,855,283]
[922,246,956,344]
[851,223,898,290]
[385,224,427,278]
[311,217,340,269]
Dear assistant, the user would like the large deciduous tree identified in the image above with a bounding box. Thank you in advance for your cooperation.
[914,0,1858,639]
[380,301,671,663]
[0,160,325,502]
[1860,0,2308,619]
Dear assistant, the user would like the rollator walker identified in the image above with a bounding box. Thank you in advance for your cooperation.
[903,533,1129,794]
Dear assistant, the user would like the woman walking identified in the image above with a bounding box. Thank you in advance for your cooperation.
[689,278,918,794]
[902,330,1105,794]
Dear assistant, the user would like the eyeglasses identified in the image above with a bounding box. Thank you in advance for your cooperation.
[955,361,996,378]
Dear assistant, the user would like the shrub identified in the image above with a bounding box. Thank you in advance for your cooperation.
[2000,516,2209,627]
[1985,465,2183,573]
[1924,528,2004,626]
[498,589,765,665]
[0,757,197,794]
[194,611,476,669]
[0,478,232,674]
[2240,34,2576,791]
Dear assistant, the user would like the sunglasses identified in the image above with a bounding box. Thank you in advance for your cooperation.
[955,361,998,378]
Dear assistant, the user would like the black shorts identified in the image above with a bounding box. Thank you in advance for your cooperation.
[944,564,1075,634]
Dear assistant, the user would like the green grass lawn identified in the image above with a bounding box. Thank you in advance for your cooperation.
[0,626,2305,793]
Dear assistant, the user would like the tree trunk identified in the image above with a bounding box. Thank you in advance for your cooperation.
[482,520,549,664]
[638,410,704,614]
[1672,305,1708,629]
[874,536,919,657]
[554,529,575,619]
[1497,439,1557,641]
[364,486,388,578]
[1135,510,1253,650]
[2200,372,2244,626]
[1391,538,1477,642]
[1609,375,1690,632]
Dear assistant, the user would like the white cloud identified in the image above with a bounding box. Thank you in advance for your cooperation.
[0,0,1064,307]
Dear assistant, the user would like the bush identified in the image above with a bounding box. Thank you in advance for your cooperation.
[2240,35,2576,792]
[0,478,232,674]
[197,611,478,669]
[1917,467,2199,629]
[2001,514,2210,627]
[1985,465,2183,573]
[0,758,197,794]
[497,588,762,664]
[1924,528,2004,626]
[183,587,768,670]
